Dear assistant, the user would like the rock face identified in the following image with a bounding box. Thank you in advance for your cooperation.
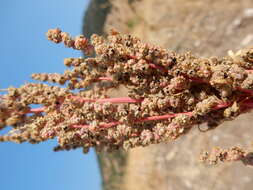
[83,0,253,189]
[83,0,111,38]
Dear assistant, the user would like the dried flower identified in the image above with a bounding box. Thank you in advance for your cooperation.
[1,28,253,161]
[199,146,252,165]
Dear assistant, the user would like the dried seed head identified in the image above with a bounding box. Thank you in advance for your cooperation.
[1,29,253,162]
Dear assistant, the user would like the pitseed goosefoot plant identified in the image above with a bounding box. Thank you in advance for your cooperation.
[1,28,253,165]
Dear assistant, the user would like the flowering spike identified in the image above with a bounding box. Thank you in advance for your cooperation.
[0,29,253,161]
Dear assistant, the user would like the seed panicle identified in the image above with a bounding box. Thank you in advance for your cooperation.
[0,28,253,165]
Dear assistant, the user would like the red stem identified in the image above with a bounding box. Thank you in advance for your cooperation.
[236,87,253,95]
[98,77,113,81]
[71,102,231,129]
[148,63,168,72]
[70,96,143,103]
[26,107,45,114]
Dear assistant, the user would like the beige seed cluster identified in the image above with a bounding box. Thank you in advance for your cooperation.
[0,28,253,163]
[199,146,252,165]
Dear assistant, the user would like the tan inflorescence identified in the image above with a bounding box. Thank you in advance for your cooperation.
[1,28,253,163]
[199,146,253,166]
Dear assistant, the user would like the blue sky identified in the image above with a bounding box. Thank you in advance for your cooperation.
[0,1,101,190]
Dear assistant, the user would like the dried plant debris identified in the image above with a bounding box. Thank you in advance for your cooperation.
[1,28,253,164]
[200,146,253,166]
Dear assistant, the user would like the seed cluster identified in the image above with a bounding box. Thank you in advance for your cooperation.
[199,146,253,166]
[1,28,253,161]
